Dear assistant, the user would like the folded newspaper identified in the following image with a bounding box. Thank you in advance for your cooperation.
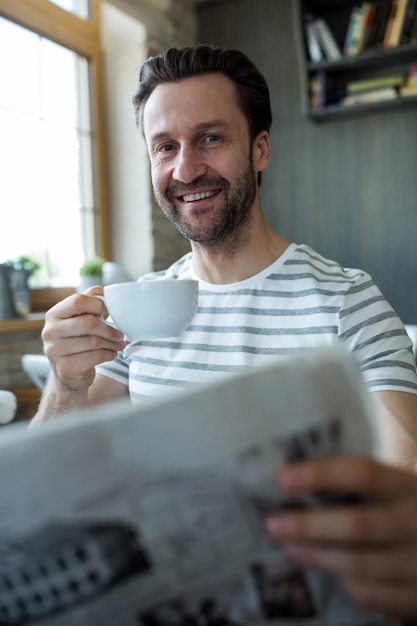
[0,346,393,626]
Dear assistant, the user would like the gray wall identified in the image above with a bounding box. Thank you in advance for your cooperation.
[197,0,417,323]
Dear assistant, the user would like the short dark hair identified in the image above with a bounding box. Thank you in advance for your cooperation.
[133,44,272,142]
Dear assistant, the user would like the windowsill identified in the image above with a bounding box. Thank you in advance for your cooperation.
[0,287,75,335]
[30,286,76,313]
[0,314,45,335]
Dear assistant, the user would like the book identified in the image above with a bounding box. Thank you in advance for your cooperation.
[360,2,378,51]
[409,3,417,40]
[367,0,395,48]
[400,84,417,95]
[404,62,417,85]
[384,0,409,46]
[309,70,327,110]
[400,0,417,43]
[342,86,398,105]
[304,13,324,62]
[352,2,378,54]
[346,3,378,55]
[311,18,342,61]
[346,74,405,93]
[344,5,365,55]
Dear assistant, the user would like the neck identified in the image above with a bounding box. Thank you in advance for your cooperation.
[191,213,290,284]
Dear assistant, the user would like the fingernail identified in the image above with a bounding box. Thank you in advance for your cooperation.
[284,543,304,561]
[265,516,284,535]
[280,466,304,489]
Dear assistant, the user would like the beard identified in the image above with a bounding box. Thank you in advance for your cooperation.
[153,157,258,251]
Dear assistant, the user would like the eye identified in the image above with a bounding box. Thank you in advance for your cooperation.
[159,143,175,153]
[153,143,176,163]
[204,134,220,144]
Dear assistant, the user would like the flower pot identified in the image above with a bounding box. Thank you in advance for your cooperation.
[0,265,18,319]
[77,275,103,294]
[9,268,31,316]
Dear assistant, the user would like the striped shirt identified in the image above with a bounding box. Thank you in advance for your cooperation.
[96,243,417,403]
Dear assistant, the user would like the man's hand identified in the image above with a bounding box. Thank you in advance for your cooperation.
[42,285,125,392]
[266,457,417,622]
[30,286,127,426]
[42,286,126,392]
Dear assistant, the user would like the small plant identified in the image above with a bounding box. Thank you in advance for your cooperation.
[6,255,41,276]
[79,256,105,277]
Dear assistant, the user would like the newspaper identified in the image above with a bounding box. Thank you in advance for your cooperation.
[0,346,396,626]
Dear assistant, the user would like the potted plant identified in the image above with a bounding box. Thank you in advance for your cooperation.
[8,255,41,276]
[78,256,105,293]
[4,255,42,317]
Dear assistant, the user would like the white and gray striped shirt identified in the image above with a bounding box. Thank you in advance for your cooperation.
[96,243,417,403]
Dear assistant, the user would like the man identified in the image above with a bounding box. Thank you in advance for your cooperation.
[33,45,417,623]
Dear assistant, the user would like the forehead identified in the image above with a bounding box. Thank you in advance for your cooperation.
[143,73,245,141]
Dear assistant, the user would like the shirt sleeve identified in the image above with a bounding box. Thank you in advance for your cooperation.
[95,350,129,386]
[338,272,417,394]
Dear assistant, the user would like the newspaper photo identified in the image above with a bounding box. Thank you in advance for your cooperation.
[0,346,393,626]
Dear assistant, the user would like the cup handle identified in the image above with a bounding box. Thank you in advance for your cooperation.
[93,294,117,330]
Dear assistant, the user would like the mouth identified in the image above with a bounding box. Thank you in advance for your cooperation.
[179,189,219,203]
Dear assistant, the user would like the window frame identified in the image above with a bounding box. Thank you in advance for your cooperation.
[0,0,110,301]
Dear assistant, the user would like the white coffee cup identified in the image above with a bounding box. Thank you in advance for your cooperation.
[95,279,198,341]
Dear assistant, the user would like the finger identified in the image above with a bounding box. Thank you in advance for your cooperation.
[53,349,119,382]
[266,500,417,544]
[47,333,126,361]
[83,285,104,296]
[282,542,417,583]
[43,311,124,348]
[45,292,105,322]
[342,578,417,621]
[277,456,417,501]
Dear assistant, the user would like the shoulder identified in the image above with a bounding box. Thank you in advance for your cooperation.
[288,244,371,285]
[138,252,194,281]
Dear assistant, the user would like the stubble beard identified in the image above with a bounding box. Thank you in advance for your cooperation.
[154,158,258,254]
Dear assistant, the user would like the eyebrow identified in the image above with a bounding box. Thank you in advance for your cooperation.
[149,119,231,145]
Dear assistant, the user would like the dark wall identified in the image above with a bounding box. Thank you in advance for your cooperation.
[197,0,417,323]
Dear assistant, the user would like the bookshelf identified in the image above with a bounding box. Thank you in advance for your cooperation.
[300,0,417,120]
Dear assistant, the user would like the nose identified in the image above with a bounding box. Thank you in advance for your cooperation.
[173,144,206,184]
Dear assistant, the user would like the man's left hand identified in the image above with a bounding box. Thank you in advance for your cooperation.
[266,457,417,621]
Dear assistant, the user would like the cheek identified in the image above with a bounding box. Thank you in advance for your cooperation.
[203,152,240,182]
[221,160,247,184]
[151,166,168,196]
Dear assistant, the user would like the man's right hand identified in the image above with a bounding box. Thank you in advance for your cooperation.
[42,286,126,393]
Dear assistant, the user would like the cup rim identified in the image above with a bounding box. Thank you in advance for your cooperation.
[104,278,198,290]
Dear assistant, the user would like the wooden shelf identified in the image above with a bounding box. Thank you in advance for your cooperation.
[307,43,417,73]
[0,287,75,335]
[0,314,45,335]
[300,1,417,121]
[309,92,417,119]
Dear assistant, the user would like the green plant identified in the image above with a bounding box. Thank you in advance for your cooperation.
[6,255,41,276]
[79,256,105,277]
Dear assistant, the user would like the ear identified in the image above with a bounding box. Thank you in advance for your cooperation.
[253,130,270,174]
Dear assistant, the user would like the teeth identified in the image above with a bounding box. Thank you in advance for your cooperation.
[183,190,216,202]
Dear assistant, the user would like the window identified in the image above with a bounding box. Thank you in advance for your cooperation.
[49,0,90,19]
[0,0,109,287]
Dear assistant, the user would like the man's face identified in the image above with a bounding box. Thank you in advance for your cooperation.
[143,73,267,247]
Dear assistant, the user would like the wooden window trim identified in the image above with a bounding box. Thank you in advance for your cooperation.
[0,0,110,311]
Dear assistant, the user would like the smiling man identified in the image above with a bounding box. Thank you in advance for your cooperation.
[145,74,261,251]
[33,45,417,624]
